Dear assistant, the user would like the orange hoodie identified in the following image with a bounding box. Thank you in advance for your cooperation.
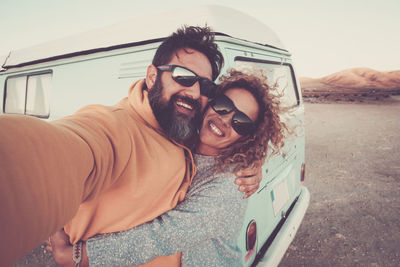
[0,79,193,266]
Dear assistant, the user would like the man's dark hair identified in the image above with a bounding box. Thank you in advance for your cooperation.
[152,26,224,81]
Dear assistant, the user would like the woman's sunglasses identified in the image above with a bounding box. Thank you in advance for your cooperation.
[157,65,216,98]
[209,94,257,136]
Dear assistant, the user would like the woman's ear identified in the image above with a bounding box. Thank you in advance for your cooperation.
[146,65,158,91]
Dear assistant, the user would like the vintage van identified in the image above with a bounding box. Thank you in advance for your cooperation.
[0,5,309,267]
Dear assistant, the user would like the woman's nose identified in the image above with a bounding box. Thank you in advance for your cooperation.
[219,112,234,126]
[182,81,201,100]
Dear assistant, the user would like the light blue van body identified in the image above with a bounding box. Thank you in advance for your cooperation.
[0,6,309,267]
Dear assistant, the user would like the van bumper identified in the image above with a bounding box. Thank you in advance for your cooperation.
[257,186,310,267]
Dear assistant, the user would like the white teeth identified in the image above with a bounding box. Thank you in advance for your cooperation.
[176,100,193,110]
[210,122,223,136]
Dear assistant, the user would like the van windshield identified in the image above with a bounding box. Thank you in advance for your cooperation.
[235,60,299,109]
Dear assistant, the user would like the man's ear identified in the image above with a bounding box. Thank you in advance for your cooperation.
[146,65,158,91]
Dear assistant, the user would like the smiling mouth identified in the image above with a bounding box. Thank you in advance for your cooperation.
[174,99,195,116]
[176,99,193,110]
[208,121,224,137]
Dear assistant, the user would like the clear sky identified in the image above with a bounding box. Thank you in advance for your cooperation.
[0,0,399,78]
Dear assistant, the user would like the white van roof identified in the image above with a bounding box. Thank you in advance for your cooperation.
[2,5,286,68]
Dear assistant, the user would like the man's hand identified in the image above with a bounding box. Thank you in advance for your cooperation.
[45,229,89,267]
[234,165,262,199]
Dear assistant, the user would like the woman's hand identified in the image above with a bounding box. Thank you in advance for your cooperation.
[234,165,262,198]
[45,229,89,267]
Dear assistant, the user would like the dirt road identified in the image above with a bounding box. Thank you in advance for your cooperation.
[14,100,400,266]
[280,100,400,267]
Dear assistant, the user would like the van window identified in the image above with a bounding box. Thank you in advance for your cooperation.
[4,72,52,118]
[234,58,299,108]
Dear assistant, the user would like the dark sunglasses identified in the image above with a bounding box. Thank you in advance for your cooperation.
[209,94,257,136]
[157,65,216,98]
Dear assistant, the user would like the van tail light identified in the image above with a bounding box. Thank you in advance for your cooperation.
[301,163,306,183]
[246,220,257,251]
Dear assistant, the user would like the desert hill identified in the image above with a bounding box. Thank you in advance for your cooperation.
[300,68,400,102]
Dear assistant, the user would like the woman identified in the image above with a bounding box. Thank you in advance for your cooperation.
[48,69,286,267]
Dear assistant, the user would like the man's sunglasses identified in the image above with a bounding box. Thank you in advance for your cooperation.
[209,94,257,136]
[157,65,216,98]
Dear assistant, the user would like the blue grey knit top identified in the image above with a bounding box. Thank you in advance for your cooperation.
[86,154,248,267]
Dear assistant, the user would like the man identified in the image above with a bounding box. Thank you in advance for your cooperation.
[0,26,260,266]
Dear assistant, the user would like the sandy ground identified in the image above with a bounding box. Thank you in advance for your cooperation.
[14,98,400,266]
[280,98,400,267]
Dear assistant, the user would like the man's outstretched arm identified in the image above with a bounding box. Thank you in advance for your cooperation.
[0,107,131,266]
[0,114,93,265]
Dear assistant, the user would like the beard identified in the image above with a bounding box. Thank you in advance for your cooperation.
[148,76,202,144]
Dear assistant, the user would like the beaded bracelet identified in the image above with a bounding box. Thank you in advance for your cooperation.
[72,241,83,267]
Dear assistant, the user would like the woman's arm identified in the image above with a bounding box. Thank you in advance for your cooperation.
[84,172,247,266]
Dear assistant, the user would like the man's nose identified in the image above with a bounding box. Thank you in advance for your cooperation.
[183,81,201,100]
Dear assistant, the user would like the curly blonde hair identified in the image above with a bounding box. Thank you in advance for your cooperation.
[213,69,287,172]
